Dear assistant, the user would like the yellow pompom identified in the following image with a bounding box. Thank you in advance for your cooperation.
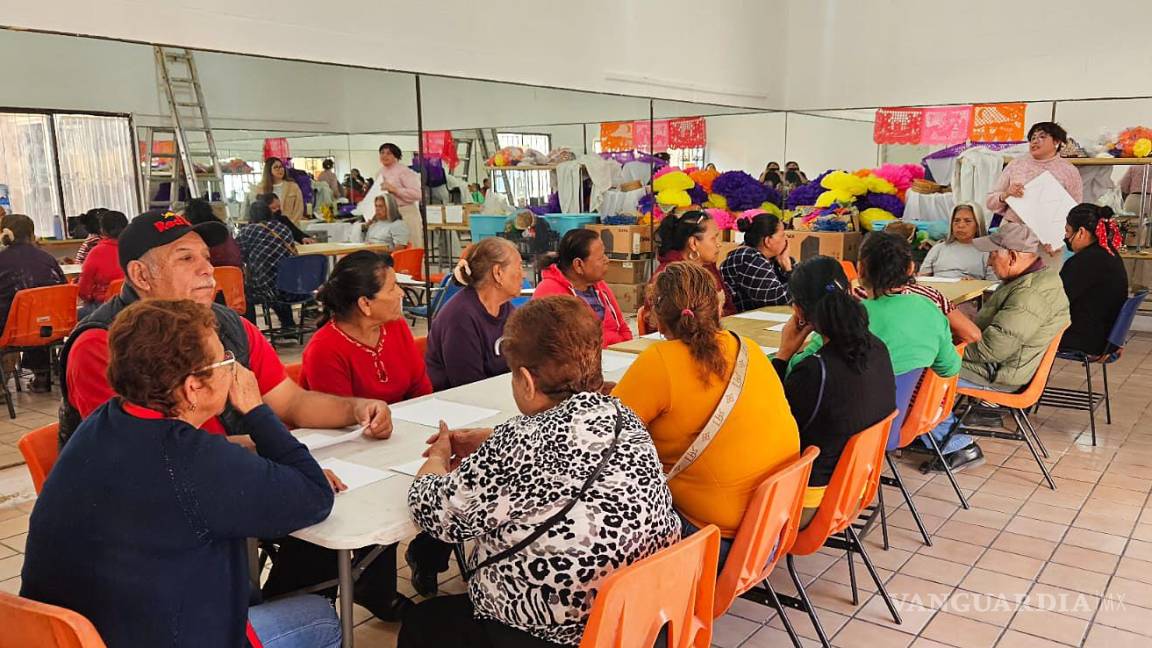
[820,170,868,196]
[1135,138,1152,158]
[708,194,729,211]
[759,202,783,217]
[859,208,895,232]
[494,153,506,167]
[657,189,692,207]
[652,171,694,193]
[815,189,855,208]
[862,175,897,194]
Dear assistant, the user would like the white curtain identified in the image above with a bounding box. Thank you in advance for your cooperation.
[53,114,138,219]
[0,113,61,237]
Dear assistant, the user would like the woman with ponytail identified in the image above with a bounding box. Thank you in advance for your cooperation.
[613,261,798,566]
[425,237,523,391]
[720,211,794,311]
[648,210,736,320]
[1060,203,1129,355]
[773,256,896,525]
[0,213,66,392]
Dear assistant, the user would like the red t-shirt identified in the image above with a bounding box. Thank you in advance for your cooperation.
[300,320,432,403]
[76,238,125,304]
[67,317,287,435]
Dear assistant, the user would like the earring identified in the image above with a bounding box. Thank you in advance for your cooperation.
[188,400,198,413]
[688,250,700,262]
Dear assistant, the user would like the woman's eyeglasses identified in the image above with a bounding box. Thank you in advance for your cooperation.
[194,350,236,375]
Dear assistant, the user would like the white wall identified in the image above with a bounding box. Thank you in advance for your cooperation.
[782,0,1152,110]
[783,114,876,175]
[706,113,786,173]
[0,0,784,109]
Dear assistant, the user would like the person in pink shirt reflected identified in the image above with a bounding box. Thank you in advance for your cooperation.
[376,143,424,248]
[986,122,1083,263]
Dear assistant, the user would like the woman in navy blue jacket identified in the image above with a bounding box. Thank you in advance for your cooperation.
[21,299,340,648]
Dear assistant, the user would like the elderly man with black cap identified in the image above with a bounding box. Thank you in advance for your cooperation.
[921,222,1070,473]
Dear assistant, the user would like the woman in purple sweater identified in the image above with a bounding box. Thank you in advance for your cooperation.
[425,237,524,391]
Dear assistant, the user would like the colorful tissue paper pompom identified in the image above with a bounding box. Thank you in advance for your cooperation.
[1135,138,1152,158]
[785,173,832,210]
[705,208,737,230]
[820,171,868,197]
[758,203,783,218]
[657,190,692,208]
[762,183,783,208]
[858,191,905,217]
[859,208,896,232]
[652,165,678,181]
[873,164,925,191]
[688,168,720,193]
[815,189,855,208]
[862,174,897,195]
[493,153,507,167]
[687,184,709,205]
[653,170,695,193]
[711,171,769,211]
[708,194,729,211]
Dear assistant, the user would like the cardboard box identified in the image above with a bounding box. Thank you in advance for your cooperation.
[606,282,645,313]
[784,231,862,262]
[585,224,653,256]
[603,258,650,285]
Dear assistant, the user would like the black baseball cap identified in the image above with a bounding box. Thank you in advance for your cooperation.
[118,211,229,271]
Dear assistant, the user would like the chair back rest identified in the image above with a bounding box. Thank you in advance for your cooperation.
[391,248,425,282]
[714,447,819,617]
[1107,290,1148,351]
[106,278,125,301]
[17,423,60,495]
[0,285,80,348]
[839,260,859,281]
[1010,329,1069,406]
[898,344,967,448]
[284,362,302,384]
[213,266,247,315]
[275,255,328,295]
[579,525,720,648]
[414,335,428,357]
[429,275,463,316]
[790,410,897,555]
[637,305,654,336]
[888,369,926,450]
[0,592,107,648]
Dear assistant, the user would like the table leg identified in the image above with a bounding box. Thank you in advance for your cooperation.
[338,549,354,648]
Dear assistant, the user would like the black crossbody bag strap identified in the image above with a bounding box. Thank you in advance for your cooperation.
[462,403,624,580]
[801,354,828,432]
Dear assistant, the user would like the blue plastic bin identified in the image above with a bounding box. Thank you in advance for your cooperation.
[469,215,510,241]
[539,213,599,236]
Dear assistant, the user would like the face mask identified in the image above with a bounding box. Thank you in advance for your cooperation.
[1063,237,1073,251]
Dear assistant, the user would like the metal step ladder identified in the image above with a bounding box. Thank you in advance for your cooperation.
[475,129,515,204]
[455,138,474,181]
[140,46,223,211]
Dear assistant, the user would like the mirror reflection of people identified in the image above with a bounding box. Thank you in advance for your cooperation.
[184,198,242,268]
[759,161,782,188]
[315,158,343,199]
[784,161,808,186]
[364,193,411,250]
[375,143,424,248]
[0,213,66,392]
[255,157,305,222]
[345,169,369,204]
[260,193,315,245]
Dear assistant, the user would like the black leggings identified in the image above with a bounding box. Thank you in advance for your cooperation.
[397,595,566,648]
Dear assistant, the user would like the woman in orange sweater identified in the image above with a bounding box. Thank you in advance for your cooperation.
[613,261,799,567]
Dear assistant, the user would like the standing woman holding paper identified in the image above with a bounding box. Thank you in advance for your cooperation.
[986,122,1082,264]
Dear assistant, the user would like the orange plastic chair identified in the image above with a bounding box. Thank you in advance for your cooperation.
[784,411,899,644]
[391,248,425,282]
[17,423,60,495]
[636,305,654,336]
[579,525,720,648]
[414,335,428,357]
[955,330,1067,491]
[714,447,818,645]
[213,266,247,315]
[0,591,107,647]
[0,284,80,418]
[284,362,302,384]
[105,278,125,301]
[839,260,859,281]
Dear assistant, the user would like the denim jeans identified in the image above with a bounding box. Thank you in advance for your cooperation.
[248,594,341,648]
[679,512,733,572]
[922,378,1018,454]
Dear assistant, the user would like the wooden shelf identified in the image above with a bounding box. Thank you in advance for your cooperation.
[485,165,556,172]
[1067,157,1152,167]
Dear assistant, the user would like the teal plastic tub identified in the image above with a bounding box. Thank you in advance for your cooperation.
[469,215,509,241]
[539,213,599,236]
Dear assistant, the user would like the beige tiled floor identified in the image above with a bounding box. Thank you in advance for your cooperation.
[1,332,1151,647]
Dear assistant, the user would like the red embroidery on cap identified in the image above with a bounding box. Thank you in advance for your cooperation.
[153,214,191,233]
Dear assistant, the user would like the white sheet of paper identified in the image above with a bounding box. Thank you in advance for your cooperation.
[760,346,779,356]
[388,458,428,477]
[732,311,792,322]
[319,458,392,491]
[425,205,444,225]
[766,323,787,332]
[296,427,365,451]
[601,351,636,373]
[1005,170,1078,248]
[445,205,465,224]
[919,276,962,284]
[641,332,666,341]
[391,398,500,429]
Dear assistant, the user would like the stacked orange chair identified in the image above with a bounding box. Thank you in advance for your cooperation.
[0,592,106,647]
[18,423,60,494]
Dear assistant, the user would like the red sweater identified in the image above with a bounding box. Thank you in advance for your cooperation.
[300,319,432,403]
[533,264,633,347]
[77,238,125,304]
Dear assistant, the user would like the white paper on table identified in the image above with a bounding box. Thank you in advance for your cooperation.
[319,458,393,491]
[445,205,465,224]
[296,427,365,451]
[918,276,962,284]
[424,205,444,224]
[760,346,779,356]
[601,351,636,373]
[1005,171,1078,248]
[766,323,787,332]
[641,332,666,341]
[391,398,500,429]
[732,311,792,322]
[388,458,428,477]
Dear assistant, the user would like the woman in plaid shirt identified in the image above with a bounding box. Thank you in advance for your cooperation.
[237,202,300,328]
[720,212,795,312]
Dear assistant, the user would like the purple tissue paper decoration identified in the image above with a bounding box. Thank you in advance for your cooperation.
[711,171,768,211]
[785,170,834,210]
[763,183,783,208]
[545,191,561,214]
[859,192,905,218]
[638,192,655,214]
[687,184,708,205]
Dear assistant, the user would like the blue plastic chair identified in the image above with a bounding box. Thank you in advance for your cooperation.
[510,278,534,308]
[1039,290,1148,446]
[265,255,328,346]
[405,274,463,322]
